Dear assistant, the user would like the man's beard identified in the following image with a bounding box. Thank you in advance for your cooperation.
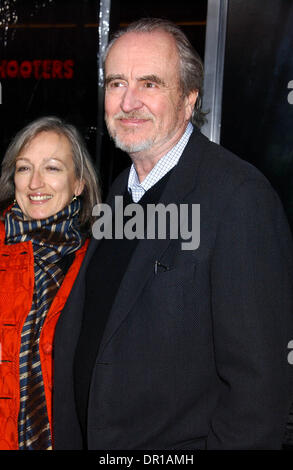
[111,134,155,154]
[106,112,155,154]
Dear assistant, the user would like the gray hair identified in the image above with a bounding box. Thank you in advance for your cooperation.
[0,116,101,232]
[104,18,207,128]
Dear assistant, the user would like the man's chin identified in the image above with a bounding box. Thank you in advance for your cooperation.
[113,136,154,154]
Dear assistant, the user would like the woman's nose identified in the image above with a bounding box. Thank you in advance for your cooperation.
[29,169,44,189]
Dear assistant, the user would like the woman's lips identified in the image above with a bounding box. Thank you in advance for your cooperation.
[28,194,53,203]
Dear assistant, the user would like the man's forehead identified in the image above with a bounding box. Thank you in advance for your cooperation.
[105,31,179,78]
[106,31,177,62]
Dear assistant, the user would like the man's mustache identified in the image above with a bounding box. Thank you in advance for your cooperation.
[114,111,155,121]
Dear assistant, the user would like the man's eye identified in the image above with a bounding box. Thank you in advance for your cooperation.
[109,81,124,88]
[144,82,156,88]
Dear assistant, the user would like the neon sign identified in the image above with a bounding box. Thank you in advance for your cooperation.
[0,59,74,79]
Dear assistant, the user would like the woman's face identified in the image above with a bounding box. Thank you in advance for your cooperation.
[14,131,84,220]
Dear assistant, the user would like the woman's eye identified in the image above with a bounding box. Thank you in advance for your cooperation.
[16,166,29,172]
[46,166,60,171]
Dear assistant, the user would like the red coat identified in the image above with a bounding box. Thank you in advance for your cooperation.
[0,219,88,449]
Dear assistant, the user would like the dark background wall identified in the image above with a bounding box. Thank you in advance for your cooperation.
[221,0,293,230]
[0,0,99,175]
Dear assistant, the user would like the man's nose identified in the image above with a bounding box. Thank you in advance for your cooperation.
[120,85,143,113]
[29,169,44,189]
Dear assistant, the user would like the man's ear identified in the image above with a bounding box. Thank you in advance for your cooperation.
[185,90,199,121]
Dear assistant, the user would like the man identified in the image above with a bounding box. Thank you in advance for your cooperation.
[53,18,293,449]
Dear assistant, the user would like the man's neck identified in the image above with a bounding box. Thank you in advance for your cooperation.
[131,155,160,183]
[129,122,190,183]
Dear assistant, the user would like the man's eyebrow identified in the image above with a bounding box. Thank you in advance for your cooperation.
[138,75,166,86]
[105,74,166,87]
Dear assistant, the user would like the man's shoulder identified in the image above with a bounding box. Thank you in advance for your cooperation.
[188,129,272,192]
[106,129,274,203]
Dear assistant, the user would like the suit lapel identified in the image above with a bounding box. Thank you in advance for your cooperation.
[97,129,205,357]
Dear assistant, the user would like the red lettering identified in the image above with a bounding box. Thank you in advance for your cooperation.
[33,60,42,79]
[7,60,18,78]
[0,59,74,79]
[42,59,51,79]
[63,59,74,79]
[0,60,7,78]
[52,60,63,79]
[20,61,32,78]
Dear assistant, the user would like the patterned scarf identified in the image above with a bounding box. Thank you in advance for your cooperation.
[5,198,83,450]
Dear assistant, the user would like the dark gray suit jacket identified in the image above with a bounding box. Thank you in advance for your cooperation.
[53,128,293,449]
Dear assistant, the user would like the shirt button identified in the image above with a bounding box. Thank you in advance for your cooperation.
[43,343,53,354]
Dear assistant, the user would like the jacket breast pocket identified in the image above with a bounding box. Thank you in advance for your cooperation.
[145,257,197,319]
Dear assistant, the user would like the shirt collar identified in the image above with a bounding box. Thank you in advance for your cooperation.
[128,122,193,202]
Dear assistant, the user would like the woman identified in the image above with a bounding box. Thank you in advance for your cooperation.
[0,116,100,450]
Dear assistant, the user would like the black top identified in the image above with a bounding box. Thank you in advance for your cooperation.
[74,170,172,445]
[56,253,75,276]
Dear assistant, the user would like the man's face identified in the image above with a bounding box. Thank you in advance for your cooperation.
[104,31,197,163]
